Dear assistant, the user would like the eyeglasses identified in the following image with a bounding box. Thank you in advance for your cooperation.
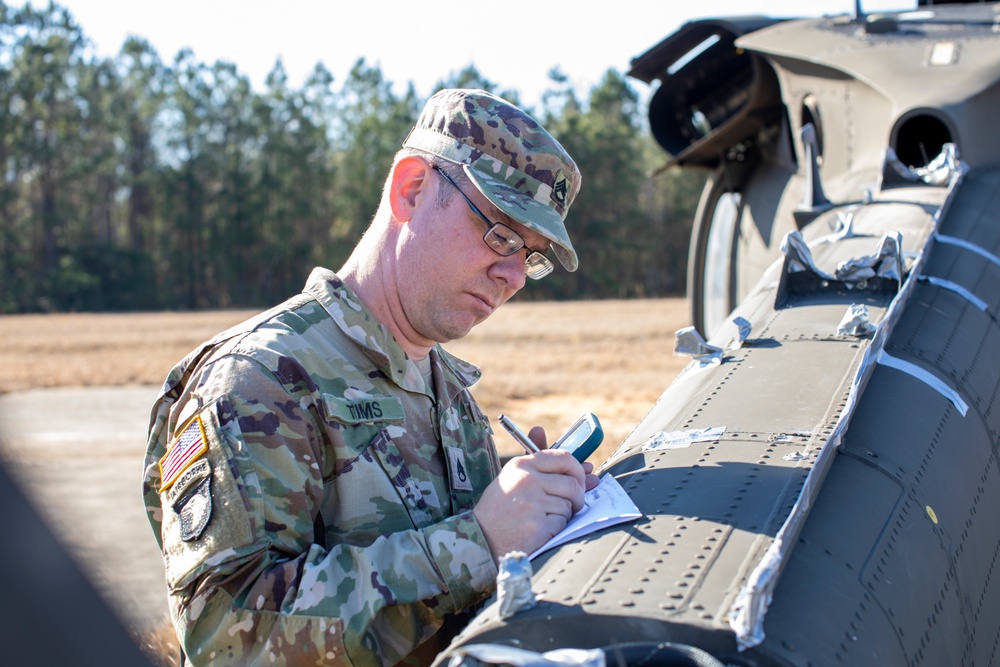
[433,165,554,280]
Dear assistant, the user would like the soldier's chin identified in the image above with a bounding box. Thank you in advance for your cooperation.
[418,316,475,345]
[440,322,476,343]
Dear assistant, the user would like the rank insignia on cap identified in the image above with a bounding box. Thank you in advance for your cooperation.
[552,171,570,207]
[159,415,209,492]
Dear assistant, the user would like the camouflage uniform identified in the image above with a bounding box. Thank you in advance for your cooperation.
[142,268,501,666]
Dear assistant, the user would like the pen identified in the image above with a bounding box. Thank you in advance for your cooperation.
[497,414,540,454]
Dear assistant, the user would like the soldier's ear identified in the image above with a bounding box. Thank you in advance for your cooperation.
[388,156,432,224]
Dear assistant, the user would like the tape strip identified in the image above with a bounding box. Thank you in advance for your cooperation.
[918,275,988,311]
[642,426,726,451]
[877,349,968,416]
[935,234,1000,268]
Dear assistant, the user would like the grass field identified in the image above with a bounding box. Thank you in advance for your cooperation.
[0,297,691,459]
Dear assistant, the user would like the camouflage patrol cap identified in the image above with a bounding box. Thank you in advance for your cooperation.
[403,88,582,272]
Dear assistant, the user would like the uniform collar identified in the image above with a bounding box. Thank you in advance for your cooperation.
[304,267,482,391]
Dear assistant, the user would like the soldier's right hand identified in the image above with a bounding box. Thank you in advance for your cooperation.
[472,448,593,561]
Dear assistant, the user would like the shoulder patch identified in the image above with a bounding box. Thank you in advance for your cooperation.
[175,475,213,542]
[165,458,211,506]
[159,414,209,492]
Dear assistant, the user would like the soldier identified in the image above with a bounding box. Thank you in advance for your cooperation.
[141,88,597,666]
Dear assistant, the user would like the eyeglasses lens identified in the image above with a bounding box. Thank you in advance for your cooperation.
[525,253,554,279]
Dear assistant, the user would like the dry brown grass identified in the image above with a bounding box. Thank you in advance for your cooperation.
[0,298,690,458]
[0,310,255,393]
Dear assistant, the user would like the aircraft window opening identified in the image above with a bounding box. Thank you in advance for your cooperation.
[801,95,824,161]
[702,191,742,337]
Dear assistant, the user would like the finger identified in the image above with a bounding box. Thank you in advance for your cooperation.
[493,455,587,513]
[541,512,571,540]
[537,471,587,514]
[528,425,548,450]
[523,449,586,485]
[538,493,574,520]
[581,462,600,491]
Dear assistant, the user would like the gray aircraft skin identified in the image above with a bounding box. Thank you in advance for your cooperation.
[438,2,1000,666]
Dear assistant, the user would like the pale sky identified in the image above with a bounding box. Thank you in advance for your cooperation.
[40,0,916,108]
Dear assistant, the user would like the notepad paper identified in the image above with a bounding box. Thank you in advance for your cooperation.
[529,474,642,560]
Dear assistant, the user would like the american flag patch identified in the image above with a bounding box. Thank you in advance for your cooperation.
[159,415,209,492]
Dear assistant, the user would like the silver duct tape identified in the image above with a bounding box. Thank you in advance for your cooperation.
[877,349,969,416]
[886,143,967,186]
[780,231,834,278]
[443,644,606,667]
[673,326,723,368]
[837,304,877,337]
[782,229,904,288]
[935,234,1000,269]
[835,231,903,283]
[642,426,726,452]
[915,143,966,185]
[918,275,988,311]
[496,551,537,619]
[725,316,752,351]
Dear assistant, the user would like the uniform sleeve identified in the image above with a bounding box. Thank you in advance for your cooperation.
[147,355,498,667]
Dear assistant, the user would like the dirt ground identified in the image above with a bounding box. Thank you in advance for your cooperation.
[0,297,691,664]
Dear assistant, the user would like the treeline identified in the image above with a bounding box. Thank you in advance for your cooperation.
[0,1,705,313]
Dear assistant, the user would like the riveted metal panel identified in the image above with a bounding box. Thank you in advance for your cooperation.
[762,456,906,666]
